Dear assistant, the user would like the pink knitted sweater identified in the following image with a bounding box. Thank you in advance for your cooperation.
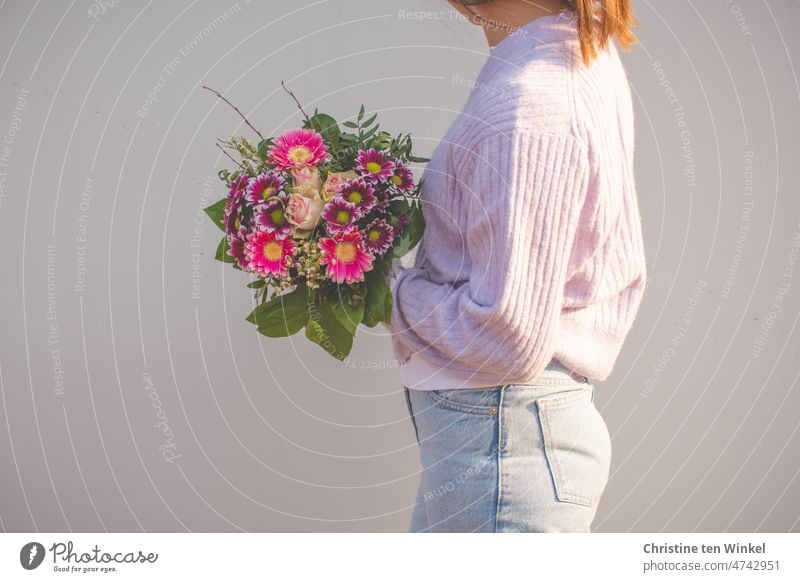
[385,10,647,389]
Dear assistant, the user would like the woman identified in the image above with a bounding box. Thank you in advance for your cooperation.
[385,0,647,532]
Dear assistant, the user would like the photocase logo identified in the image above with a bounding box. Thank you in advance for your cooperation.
[20,542,46,570]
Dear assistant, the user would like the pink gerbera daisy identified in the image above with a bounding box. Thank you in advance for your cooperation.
[318,229,374,284]
[356,148,395,184]
[362,218,394,255]
[245,172,285,206]
[245,230,296,278]
[336,178,377,213]
[322,198,362,234]
[268,128,330,171]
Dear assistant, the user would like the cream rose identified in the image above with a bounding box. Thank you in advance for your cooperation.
[290,166,322,191]
[287,192,324,236]
[322,170,358,201]
[289,182,320,199]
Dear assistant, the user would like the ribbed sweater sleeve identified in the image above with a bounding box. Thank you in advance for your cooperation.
[387,129,589,380]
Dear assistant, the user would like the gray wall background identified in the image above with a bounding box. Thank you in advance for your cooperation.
[0,0,798,532]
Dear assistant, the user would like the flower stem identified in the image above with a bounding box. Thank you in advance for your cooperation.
[202,85,264,141]
[281,81,310,122]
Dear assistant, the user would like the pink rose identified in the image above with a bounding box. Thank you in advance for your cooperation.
[290,166,322,191]
[322,170,358,201]
[289,182,319,199]
[287,192,324,234]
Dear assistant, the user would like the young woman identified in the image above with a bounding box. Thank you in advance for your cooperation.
[385,0,647,532]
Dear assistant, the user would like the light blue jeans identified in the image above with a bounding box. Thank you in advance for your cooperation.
[403,360,612,532]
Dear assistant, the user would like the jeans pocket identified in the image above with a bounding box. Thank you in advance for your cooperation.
[535,384,612,506]
[427,387,501,415]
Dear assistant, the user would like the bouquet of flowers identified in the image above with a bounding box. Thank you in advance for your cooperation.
[202,85,426,360]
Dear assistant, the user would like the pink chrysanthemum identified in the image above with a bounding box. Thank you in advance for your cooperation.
[318,229,375,284]
[268,128,330,170]
[362,218,394,255]
[245,172,285,206]
[245,230,296,278]
[372,189,390,213]
[253,193,293,237]
[336,178,377,213]
[395,213,411,236]
[227,232,250,270]
[224,188,247,238]
[227,174,250,201]
[390,162,415,192]
[322,198,362,234]
[356,148,395,184]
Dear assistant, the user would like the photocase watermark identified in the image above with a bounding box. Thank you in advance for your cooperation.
[136,56,180,120]
[20,542,46,570]
[451,73,503,97]
[74,175,93,294]
[423,461,485,502]
[136,2,249,119]
[640,279,707,399]
[749,220,799,359]
[190,176,216,299]
[48,540,157,574]
[307,301,347,361]
[652,60,697,190]
[397,9,467,22]
[343,355,402,370]
[47,244,65,397]
[0,86,30,212]
[720,150,754,300]
[142,371,181,463]
[724,0,753,37]
[87,0,122,23]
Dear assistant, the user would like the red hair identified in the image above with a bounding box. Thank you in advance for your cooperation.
[459,0,639,66]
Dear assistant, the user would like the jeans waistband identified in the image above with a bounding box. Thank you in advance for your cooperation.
[532,358,589,385]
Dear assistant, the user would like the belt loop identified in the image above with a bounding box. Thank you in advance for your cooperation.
[568,370,588,383]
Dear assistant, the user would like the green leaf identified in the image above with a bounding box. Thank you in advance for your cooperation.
[388,198,410,215]
[304,297,354,360]
[257,138,273,161]
[362,112,378,127]
[330,293,364,333]
[357,104,365,122]
[245,283,309,337]
[388,203,425,260]
[405,203,425,249]
[246,279,266,289]
[363,268,390,327]
[362,124,379,142]
[304,318,327,348]
[407,155,430,163]
[342,121,358,129]
[384,288,393,323]
[215,237,235,263]
[305,112,340,148]
[246,283,308,338]
[204,198,227,231]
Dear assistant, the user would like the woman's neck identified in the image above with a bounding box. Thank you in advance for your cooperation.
[473,0,572,47]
